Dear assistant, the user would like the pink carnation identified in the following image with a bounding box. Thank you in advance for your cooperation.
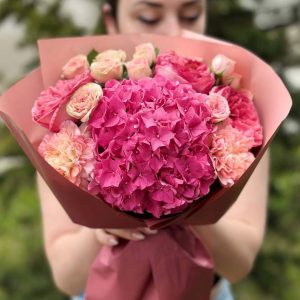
[210,122,255,187]
[212,86,263,147]
[38,120,95,189]
[32,71,93,131]
[154,51,215,94]
[88,77,215,218]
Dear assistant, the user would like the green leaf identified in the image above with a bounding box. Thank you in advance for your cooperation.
[87,49,99,64]
[155,47,160,57]
[123,64,129,79]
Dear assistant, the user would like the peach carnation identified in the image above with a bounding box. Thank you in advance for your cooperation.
[38,120,95,188]
[210,122,255,187]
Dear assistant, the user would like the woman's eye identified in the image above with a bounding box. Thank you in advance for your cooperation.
[138,16,160,25]
[180,15,200,23]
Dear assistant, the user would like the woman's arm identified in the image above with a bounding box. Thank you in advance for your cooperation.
[37,174,104,296]
[190,151,269,283]
[37,174,157,296]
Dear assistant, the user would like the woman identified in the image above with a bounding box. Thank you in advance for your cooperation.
[37,0,269,299]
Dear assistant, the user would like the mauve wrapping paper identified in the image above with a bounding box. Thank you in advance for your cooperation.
[0,33,292,300]
[86,226,213,300]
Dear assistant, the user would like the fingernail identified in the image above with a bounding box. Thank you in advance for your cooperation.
[109,237,119,246]
[132,233,145,240]
[147,229,158,234]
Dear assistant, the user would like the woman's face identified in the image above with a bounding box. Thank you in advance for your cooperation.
[106,0,207,36]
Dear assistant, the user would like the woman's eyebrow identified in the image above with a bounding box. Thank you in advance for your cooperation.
[182,0,201,8]
[134,1,163,8]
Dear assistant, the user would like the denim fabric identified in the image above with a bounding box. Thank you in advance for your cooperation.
[71,295,84,300]
[214,280,235,300]
[71,280,234,300]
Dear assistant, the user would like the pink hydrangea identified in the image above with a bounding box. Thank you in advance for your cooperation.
[211,86,263,147]
[210,122,255,187]
[88,77,216,218]
[154,51,215,94]
[38,120,95,189]
[32,71,93,131]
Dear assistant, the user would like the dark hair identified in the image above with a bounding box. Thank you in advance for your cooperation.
[106,0,118,19]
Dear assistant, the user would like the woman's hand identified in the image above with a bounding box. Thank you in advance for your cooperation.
[95,228,158,246]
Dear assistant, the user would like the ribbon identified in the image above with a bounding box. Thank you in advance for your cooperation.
[86,226,214,300]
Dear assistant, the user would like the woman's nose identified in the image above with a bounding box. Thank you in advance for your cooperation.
[162,16,183,37]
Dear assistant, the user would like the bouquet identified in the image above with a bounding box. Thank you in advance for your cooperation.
[32,43,263,219]
[0,33,292,300]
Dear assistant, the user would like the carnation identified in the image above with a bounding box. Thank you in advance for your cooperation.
[38,120,95,189]
[88,77,216,217]
[210,122,255,187]
[211,86,263,147]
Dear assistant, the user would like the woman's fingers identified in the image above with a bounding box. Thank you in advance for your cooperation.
[105,229,145,241]
[138,227,158,235]
[95,228,159,246]
[95,229,119,246]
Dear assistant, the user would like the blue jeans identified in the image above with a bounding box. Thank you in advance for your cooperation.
[214,279,234,300]
[71,279,234,300]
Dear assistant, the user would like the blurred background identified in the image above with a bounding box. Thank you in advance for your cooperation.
[0,0,299,299]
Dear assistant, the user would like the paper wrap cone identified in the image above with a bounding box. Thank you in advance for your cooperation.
[0,33,292,300]
[0,33,291,229]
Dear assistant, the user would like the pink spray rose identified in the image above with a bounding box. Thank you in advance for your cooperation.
[133,43,157,65]
[94,49,126,63]
[211,86,263,147]
[61,54,89,80]
[211,54,236,77]
[32,71,93,131]
[126,58,152,80]
[88,77,216,218]
[154,51,215,94]
[66,82,103,122]
[38,120,95,189]
[91,60,123,83]
[210,122,255,187]
[91,49,126,83]
[206,93,230,123]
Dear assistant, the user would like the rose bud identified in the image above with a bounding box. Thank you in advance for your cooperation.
[126,58,152,80]
[133,43,157,65]
[211,54,236,77]
[95,49,126,63]
[91,59,124,83]
[61,55,89,80]
[223,72,242,89]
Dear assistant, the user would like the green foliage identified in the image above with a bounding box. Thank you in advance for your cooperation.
[87,49,99,65]
[0,0,299,299]
[206,2,300,299]
[0,156,66,299]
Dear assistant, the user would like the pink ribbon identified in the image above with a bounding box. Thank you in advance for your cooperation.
[86,226,214,300]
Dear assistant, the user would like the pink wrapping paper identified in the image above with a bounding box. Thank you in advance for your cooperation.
[86,226,213,300]
[0,33,292,300]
